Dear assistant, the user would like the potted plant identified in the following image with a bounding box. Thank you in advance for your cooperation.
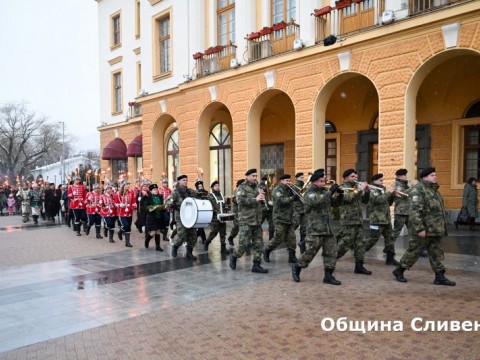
[273,21,287,31]
[247,31,261,40]
[260,26,273,36]
[193,52,204,60]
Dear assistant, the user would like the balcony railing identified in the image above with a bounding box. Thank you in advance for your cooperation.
[246,21,300,62]
[126,102,142,120]
[409,0,464,16]
[193,42,237,79]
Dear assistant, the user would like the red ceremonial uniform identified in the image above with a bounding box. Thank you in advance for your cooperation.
[67,184,86,209]
[101,193,117,217]
[114,190,137,217]
[86,191,103,215]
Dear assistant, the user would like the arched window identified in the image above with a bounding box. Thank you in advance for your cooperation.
[209,123,232,197]
[167,128,179,186]
[465,100,480,118]
[463,101,480,180]
[325,121,337,181]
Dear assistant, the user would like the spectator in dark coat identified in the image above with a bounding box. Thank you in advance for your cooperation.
[462,177,478,230]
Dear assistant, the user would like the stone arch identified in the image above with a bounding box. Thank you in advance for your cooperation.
[151,113,177,181]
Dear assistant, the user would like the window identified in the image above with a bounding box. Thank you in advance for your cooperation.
[112,159,127,182]
[136,62,142,96]
[135,0,141,38]
[135,156,143,178]
[217,0,235,45]
[153,12,171,79]
[111,11,122,49]
[464,126,480,181]
[112,70,122,114]
[326,140,337,182]
[210,123,232,197]
[272,0,296,25]
[167,128,179,186]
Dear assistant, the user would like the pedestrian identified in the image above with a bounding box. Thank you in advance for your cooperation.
[461,177,478,230]
[7,194,16,216]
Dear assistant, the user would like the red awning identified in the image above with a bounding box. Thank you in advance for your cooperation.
[102,138,127,160]
[126,135,143,157]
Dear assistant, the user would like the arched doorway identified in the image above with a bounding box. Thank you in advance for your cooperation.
[166,127,179,186]
[151,114,176,182]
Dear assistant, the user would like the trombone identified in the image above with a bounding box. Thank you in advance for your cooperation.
[286,183,305,203]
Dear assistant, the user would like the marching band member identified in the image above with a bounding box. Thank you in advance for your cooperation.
[144,183,165,252]
[293,172,307,253]
[29,183,44,225]
[101,183,117,243]
[158,179,172,241]
[204,181,229,254]
[194,180,208,245]
[114,180,137,247]
[393,169,419,249]
[263,174,298,264]
[364,173,399,265]
[85,184,104,239]
[229,169,269,274]
[334,169,372,275]
[292,169,342,284]
[68,176,87,236]
[17,182,31,223]
[226,179,244,246]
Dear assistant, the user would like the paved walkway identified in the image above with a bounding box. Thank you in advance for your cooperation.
[0,215,479,359]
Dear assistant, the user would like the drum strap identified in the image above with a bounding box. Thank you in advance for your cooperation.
[210,191,225,214]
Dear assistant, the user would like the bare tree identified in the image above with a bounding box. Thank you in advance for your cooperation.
[0,102,73,182]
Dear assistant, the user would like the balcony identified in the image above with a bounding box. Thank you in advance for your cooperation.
[126,102,142,120]
[245,21,300,62]
[193,42,237,79]
[313,0,471,44]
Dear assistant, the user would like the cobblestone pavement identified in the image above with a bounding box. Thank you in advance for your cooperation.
[0,214,479,359]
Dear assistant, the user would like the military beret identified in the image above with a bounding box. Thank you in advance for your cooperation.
[236,179,245,187]
[194,180,203,189]
[295,172,304,178]
[211,181,219,188]
[177,175,187,181]
[419,167,435,178]
[245,168,257,176]
[342,169,357,178]
[314,168,325,173]
[149,183,158,191]
[371,173,383,181]
[395,168,408,176]
[310,170,325,182]
[279,174,291,180]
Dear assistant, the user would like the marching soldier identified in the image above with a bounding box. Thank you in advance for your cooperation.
[194,180,208,245]
[263,174,298,264]
[292,172,307,253]
[101,184,117,243]
[205,181,229,254]
[292,170,342,284]
[68,176,87,236]
[227,179,244,246]
[114,180,137,247]
[259,175,275,240]
[364,174,399,265]
[334,169,372,275]
[85,184,104,239]
[229,169,268,274]
[393,167,456,286]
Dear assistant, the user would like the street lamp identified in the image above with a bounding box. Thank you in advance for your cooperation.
[59,121,65,184]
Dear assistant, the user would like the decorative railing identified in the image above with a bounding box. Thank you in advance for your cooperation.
[193,42,237,79]
[408,0,464,16]
[126,102,142,120]
[245,21,300,62]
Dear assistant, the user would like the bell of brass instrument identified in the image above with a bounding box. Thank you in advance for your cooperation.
[300,174,312,195]
[324,179,336,188]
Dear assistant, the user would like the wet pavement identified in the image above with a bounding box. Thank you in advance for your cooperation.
[0,214,479,359]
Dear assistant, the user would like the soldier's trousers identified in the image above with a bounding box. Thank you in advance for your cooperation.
[207,220,227,244]
[261,210,275,238]
[336,224,366,261]
[399,235,445,273]
[297,234,337,269]
[365,223,395,253]
[174,220,197,248]
[233,225,263,263]
[266,223,296,252]
[393,214,409,240]
[229,218,239,240]
[293,212,306,240]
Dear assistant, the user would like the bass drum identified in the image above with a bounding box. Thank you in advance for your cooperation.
[180,197,213,228]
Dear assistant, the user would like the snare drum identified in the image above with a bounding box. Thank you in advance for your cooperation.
[217,213,235,223]
[180,197,213,228]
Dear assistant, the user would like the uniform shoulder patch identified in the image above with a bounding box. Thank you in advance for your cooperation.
[308,193,315,199]
[275,191,282,197]
[236,190,243,196]
[412,195,418,202]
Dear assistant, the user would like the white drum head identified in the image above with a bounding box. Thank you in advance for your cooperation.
[180,197,213,228]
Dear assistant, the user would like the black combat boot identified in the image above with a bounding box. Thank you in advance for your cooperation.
[204,239,211,251]
[171,244,179,257]
[263,248,271,262]
[229,252,237,270]
[288,250,298,264]
[103,226,108,237]
[33,215,38,225]
[145,233,153,248]
[227,236,234,246]
[252,261,268,273]
[75,223,81,236]
[108,229,115,243]
[434,270,456,286]
[95,226,103,239]
[85,225,91,236]
[155,234,163,252]
[125,233,133,247]
[118,229,123,241]
[220,243,229,255]
[385,252,400,266]
[354,260,372,275]
[323,268,341,285]
[291,263,301,282]
[393,266,407,282]
[186,246,197,260]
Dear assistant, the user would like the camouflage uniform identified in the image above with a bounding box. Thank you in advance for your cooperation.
[165,185,197,249]
[233,181,264,263]
[393,178,411,241]
[292,179,307,249]
[297,185,337,269]
[205,189,227,251]
[365,186,396,253]
[227,188,240,243]
[259,180,275,240]
[334,181,370,261]
[265,183,296,254]
[399,181,448,272]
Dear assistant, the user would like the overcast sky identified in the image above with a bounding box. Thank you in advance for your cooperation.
[0,1,100,152]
